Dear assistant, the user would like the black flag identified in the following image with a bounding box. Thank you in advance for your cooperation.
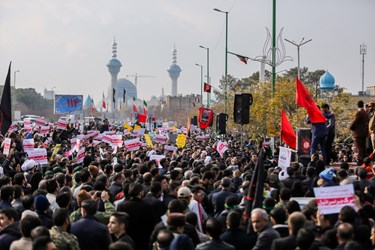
[112,88,116,103]
[245,146,265,232]
[123,89,126,103]
[0,63,12,135]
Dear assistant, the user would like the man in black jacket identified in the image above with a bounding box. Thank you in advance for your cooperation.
[0,208,21,249]
[220,211,253,250]
[271,211,306,250]
[196,217,235,250]
[71,199,111,250]
[107,212,135,250]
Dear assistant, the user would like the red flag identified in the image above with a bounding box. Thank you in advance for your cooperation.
[204,83,211,93]
[143,108,147,116]
[296,77,326,123]
[281,109,296,149]
[102,93,106,109]
[133,105,138,113]
[236,54,248,64]
[138,114,147,123]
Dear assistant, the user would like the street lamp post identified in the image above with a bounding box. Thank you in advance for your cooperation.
[13,70,20,119]
[284,38,312,80]
[195,63,203,106]
[214,8,228,113]
[199,45,210,107]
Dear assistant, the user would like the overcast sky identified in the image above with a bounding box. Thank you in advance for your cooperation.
[0,0,374,104]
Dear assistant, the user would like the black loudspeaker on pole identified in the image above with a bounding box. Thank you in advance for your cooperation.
[216,113,228,135]
[234,94,251,124]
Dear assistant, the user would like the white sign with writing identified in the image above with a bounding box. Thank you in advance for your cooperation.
[28,148,48,165]
[313,184,355,215]
[278,146,292,170]
[216,141,228,157]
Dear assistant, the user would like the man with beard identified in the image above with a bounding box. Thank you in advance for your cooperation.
[50,208,80,250]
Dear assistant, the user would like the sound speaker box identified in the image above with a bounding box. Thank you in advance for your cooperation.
[216,113,228,135]
[191,116,198,126]
[234,94,250,124]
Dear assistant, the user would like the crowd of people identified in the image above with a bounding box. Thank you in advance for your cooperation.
[0,101,374,250]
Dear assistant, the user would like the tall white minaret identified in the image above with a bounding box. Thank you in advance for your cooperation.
[167,46,182,96]
[106,38,122,112]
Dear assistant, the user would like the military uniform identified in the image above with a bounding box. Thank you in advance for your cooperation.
[50,226,80,250]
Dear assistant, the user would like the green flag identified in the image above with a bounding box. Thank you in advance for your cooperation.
[143,100,147,107]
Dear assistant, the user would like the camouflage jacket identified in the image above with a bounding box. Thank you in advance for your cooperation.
[50,226,80,250]
[69,200,115,224]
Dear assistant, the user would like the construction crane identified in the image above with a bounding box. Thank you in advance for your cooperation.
[125,73,155,87]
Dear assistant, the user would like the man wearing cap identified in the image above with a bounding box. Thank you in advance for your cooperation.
[178,186,207,233]
[34,194,54,229]
[318,167,337,187]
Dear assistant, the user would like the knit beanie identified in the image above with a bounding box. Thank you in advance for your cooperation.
[34,195,50,212]
[319,167,335,182]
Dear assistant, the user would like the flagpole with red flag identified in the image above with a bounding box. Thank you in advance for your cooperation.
[0,62,12,135]
[281,109,297,149]
[296,77,326,123]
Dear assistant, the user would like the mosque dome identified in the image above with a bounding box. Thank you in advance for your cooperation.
[319,71,335,90]
[117,78,137,100]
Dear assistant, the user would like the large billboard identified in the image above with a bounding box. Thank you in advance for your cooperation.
[54,95,83,114]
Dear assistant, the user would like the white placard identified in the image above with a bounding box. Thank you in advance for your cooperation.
[28,148,48,165]
[313,184,355,215]
[40,126,50,135]
[76,148,86,164]
[164,145,178,152]
[150,154,165,163]
[124,139,141,152]
[3,138,11,156]
[111,135,123,148]
[278,146,292,170]
[56,119,69,130]
[155,135,167,144]
[216,141,228,157]
[22,139,35,153]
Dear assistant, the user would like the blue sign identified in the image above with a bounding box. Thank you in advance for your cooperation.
[54,95,83,114]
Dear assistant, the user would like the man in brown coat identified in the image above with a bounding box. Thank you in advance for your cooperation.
[350,100,369,163]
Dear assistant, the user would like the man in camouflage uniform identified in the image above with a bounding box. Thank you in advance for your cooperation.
[70,190,115,225]
[50,208,80,250]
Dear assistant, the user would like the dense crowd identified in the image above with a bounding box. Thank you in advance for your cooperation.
[0,101,374,250]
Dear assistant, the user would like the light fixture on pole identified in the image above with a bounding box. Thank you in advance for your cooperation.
[13,70,20,119]
[199,45,210,107]
[195,63,203,106]
[284,37,312,80]
[360,43,367,95]
[214,8,228,113]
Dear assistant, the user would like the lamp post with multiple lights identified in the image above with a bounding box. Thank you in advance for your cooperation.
[199,45,210,107]
[213,8,228,113]
[195,63,203,105]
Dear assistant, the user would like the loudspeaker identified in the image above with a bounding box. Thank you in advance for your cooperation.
[191,116,198,126]
[234,94,250,124]
[297,128,312,155]
[216,113,228,135]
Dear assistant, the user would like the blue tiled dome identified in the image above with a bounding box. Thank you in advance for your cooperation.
[117,78,137,100]
[319,71,335,90]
